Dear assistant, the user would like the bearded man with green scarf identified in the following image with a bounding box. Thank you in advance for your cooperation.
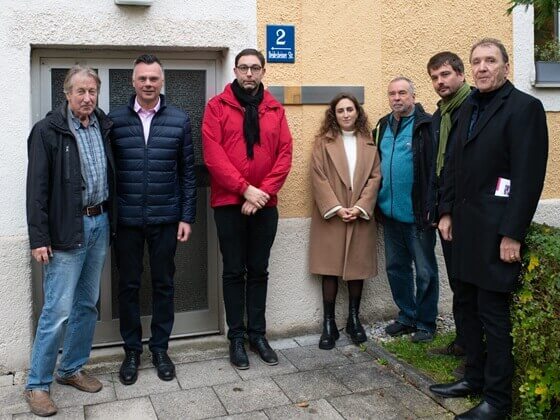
[426,52,471,369]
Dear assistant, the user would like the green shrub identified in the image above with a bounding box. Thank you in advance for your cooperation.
[512,223,560,419]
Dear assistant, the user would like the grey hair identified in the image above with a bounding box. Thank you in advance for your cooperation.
[63,65,101,94]
[389,76,415,94]
[470,37,509,63]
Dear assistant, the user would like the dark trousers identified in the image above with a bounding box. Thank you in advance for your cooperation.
[458,279,513,411]
[115,223,178,353]
[213,205,278,341]
[438,232,467,349]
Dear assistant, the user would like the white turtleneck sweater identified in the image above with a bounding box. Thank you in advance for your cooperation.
[324,130,369,220]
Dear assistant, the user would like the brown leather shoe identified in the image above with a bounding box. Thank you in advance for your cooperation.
[24,389,57,417]
[428,341,465,357]
[55,371,102,393]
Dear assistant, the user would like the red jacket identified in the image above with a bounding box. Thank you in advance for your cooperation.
[202,84,293,208]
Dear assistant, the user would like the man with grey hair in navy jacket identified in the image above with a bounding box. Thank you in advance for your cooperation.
[109,54,196,386]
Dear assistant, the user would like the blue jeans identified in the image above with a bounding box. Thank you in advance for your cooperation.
[383,217,439,333]
[26,213,109,391]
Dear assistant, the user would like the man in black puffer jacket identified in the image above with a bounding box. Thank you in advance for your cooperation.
[109,54,196,386]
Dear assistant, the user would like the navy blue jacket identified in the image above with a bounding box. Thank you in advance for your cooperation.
[109,95,196,226]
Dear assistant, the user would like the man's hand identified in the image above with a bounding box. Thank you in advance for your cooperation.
[500,236,521,263]
[241,200,259,216]
[32,246,53,264]
[438,214,452,241]
[177,222,192,242]
[243,185,270,209]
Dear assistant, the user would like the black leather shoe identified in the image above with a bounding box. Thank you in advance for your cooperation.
[151,351,175,381]
[346,297,367,344]
[119,350,141,385]
[249,336,278,366]
[229,339,249,370]
[319,302,339,350]
[455,401,509,420]
[429,379,482,398]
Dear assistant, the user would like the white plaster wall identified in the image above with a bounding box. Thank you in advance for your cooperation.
[266,218,453,336]
[0,0,257,371]
[534,198,560,227]
[513,6,560,111]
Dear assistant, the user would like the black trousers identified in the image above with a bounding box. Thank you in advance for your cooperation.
[115,223,178,353]
[438,232,467,349]
[458,279,513,411]
[213,205,278,341]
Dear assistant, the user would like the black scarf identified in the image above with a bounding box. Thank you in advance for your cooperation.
[231,79,264,159]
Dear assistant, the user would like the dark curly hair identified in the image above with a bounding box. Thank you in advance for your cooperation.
[316,93,371,140]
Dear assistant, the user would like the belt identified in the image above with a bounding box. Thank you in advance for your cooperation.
[82,202,107,216]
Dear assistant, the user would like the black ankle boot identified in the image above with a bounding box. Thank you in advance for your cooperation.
[319,302,339,350]
[346,297,367,344]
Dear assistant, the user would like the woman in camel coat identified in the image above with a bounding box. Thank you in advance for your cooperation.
[309,93,381,349]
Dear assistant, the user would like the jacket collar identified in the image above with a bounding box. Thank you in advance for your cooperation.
[464,80,513,144]
[49,101,112,134]
[128,94,167,113]
[325,132,375,191]
[219,83,281,112]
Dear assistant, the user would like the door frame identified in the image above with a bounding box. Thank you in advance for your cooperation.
[30,48,224,346]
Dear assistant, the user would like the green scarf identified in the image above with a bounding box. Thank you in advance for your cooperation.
[436,83,471,176]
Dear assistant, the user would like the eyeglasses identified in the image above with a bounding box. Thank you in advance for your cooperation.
[236,65,263,74]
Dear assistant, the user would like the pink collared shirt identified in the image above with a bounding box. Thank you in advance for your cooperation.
[134,97,161,144]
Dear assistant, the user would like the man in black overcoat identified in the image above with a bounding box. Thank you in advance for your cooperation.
[429,38,549,420]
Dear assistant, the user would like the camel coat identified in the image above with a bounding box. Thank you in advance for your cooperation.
[309,132,381,280]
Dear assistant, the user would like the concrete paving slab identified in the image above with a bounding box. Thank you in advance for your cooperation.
[0,384,28,415]
[384,382,447,417]
[175,358,240,390]
[150,386,227,419]
[213,377,290,414]
[273,369,351,403]
[84,396,157,419]
[112,368,180,400]
[337,343,374,363]
[328,390,415,420]
[50,373,116,409]
[328,361,402,392]
[292,334,322,347]
[0,415,11,420]
[13,405,85,419]
[235,351,297,381]
[280,346,351,371]
[265,398,344,419]
[210,411,268,420]
[268,338,300,350]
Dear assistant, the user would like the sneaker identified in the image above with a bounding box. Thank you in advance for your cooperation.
[24,389,57,417]
[428,341,465,357]
[411,330,435,343]
[55,371,102,393]
[384,321,416,337]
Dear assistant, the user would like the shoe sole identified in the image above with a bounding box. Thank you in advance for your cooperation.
[230,361,250,370]
[24,393,58,417]
[54,376,102,393]
[249,346,279,366]
[118,375,138,386]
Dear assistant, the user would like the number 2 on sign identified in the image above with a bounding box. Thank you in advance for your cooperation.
[276,29,286,45]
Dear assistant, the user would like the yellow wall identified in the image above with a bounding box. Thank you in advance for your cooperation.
[257,0,558,216]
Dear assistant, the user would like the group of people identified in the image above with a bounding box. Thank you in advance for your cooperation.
[308,38,548,420]
[24,38,548,420]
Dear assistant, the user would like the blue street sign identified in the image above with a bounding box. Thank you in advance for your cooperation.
[266,24,295,63]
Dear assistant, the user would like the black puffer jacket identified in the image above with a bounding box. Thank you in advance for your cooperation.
[109,95,196,226]
[26,103,117,250]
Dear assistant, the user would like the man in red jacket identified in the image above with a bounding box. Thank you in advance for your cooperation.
[202,48,292,369]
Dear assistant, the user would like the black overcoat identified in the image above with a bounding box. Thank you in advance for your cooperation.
[439,81,548,292]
